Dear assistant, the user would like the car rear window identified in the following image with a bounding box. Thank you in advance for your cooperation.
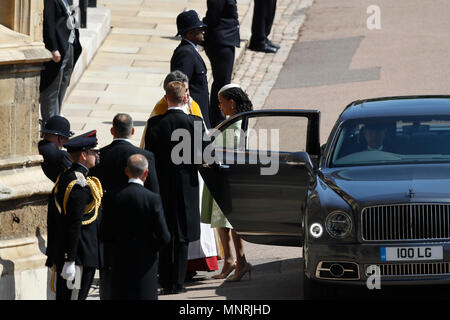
[331,116,450,166]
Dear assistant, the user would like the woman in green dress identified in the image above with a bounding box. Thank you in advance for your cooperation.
[201,84,253,282]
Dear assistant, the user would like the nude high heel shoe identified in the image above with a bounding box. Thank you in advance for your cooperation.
[212,263,236,279]
[225,263,252,282]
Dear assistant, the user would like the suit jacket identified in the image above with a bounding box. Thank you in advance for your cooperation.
[111,182,170,300]
[170,40,211,128]
[51,163,100,268]
[145,109,206,242]
[91,139,159,245]
[40,0,82,92]
[204,0,240,48]
[38,139,72,182]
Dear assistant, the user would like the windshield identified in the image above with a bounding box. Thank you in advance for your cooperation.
[331,116,450,167]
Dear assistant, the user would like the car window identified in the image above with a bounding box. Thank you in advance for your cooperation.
[331,116,450,166]
[246,116,308,153]
[212,119,243,151]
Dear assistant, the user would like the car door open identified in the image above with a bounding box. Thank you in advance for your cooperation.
[200,109,320,246]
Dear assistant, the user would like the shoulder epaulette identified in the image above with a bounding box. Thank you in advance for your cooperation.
[54,173,103,226]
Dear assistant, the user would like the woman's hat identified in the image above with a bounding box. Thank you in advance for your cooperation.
[218,83,242,95]
[176,10,207,36]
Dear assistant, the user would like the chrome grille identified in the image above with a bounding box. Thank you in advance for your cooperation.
[366,262,450,277]
[361,204,450,241]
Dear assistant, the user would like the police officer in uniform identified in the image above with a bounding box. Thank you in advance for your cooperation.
[38,115,73,183]
[49,130,102,300]
[203,0,240,128]
[171,10,211,128]
[248,0,279,53]
[39,115,73,296]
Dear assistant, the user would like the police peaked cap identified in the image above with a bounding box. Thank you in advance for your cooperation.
[40,115,74,138]
[63,130,98,153]
[176,10,207,36]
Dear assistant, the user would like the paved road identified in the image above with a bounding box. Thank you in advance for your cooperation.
[266,0,450,143]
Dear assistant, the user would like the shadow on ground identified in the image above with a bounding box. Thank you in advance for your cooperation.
[213,258,302,300]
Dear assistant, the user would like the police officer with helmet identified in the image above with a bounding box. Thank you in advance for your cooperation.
[38,115,73,183]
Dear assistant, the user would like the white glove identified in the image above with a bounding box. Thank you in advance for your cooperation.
[61,261,76,281]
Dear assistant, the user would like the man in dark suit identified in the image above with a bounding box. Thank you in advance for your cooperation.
[145,81,205,294]
[249,0,279,53]
[171,10,211,129]
[50,130,102,300]
[38,115,73,183]
[203,0,241,127]
[111,154,170,300]
[90,113,159,300]
[40,0,82,124]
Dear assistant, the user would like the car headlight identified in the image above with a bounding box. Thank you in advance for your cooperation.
[309,222,324,238]
[325,211,352,239]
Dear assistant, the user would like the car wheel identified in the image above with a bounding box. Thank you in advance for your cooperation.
[302,273,316,300]
[303,274,339,300]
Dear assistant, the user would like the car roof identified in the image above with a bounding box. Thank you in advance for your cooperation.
[340,95,450,121]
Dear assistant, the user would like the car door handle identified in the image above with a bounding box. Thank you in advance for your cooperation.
[219,164,230,169]
[286,161,303,167]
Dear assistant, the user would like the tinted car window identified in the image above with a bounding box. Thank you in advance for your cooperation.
[331,116,450,166]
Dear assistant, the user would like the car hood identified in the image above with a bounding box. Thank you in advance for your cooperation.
[323,164,450,206]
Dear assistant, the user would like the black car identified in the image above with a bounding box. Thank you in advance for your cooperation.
[201,95,450,298]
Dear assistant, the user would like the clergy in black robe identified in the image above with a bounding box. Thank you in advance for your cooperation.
[111,154,169,300]
[203,0,240,127]
[145,81,206,294]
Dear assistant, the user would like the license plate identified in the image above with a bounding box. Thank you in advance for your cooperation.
[380,246,443,261]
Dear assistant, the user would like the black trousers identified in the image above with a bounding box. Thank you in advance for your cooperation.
[250,0,277,46]
[158,237,189,291]
[99,242,113,300]
[204,43,235,128]
[55,265,96,300]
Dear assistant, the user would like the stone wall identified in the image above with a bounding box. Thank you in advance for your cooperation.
[0,0,111,299]
[0,10,53,298]
[0,0,44,42]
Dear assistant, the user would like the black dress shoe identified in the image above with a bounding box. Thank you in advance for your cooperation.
[185,270,197,282]
[158,288,173,295]
[172,285,187,294]
[248,42,278,53]
[266,40,280,49]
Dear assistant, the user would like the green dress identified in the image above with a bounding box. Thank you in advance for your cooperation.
[200,120,242,229]
[201,185,233,228]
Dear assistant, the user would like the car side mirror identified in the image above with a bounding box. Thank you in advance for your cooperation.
[287,151,314,174]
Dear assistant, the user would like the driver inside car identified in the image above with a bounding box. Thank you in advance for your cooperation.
[361,122,389,151]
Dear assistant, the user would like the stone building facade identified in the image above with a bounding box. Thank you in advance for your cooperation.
[0,0,54,300]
